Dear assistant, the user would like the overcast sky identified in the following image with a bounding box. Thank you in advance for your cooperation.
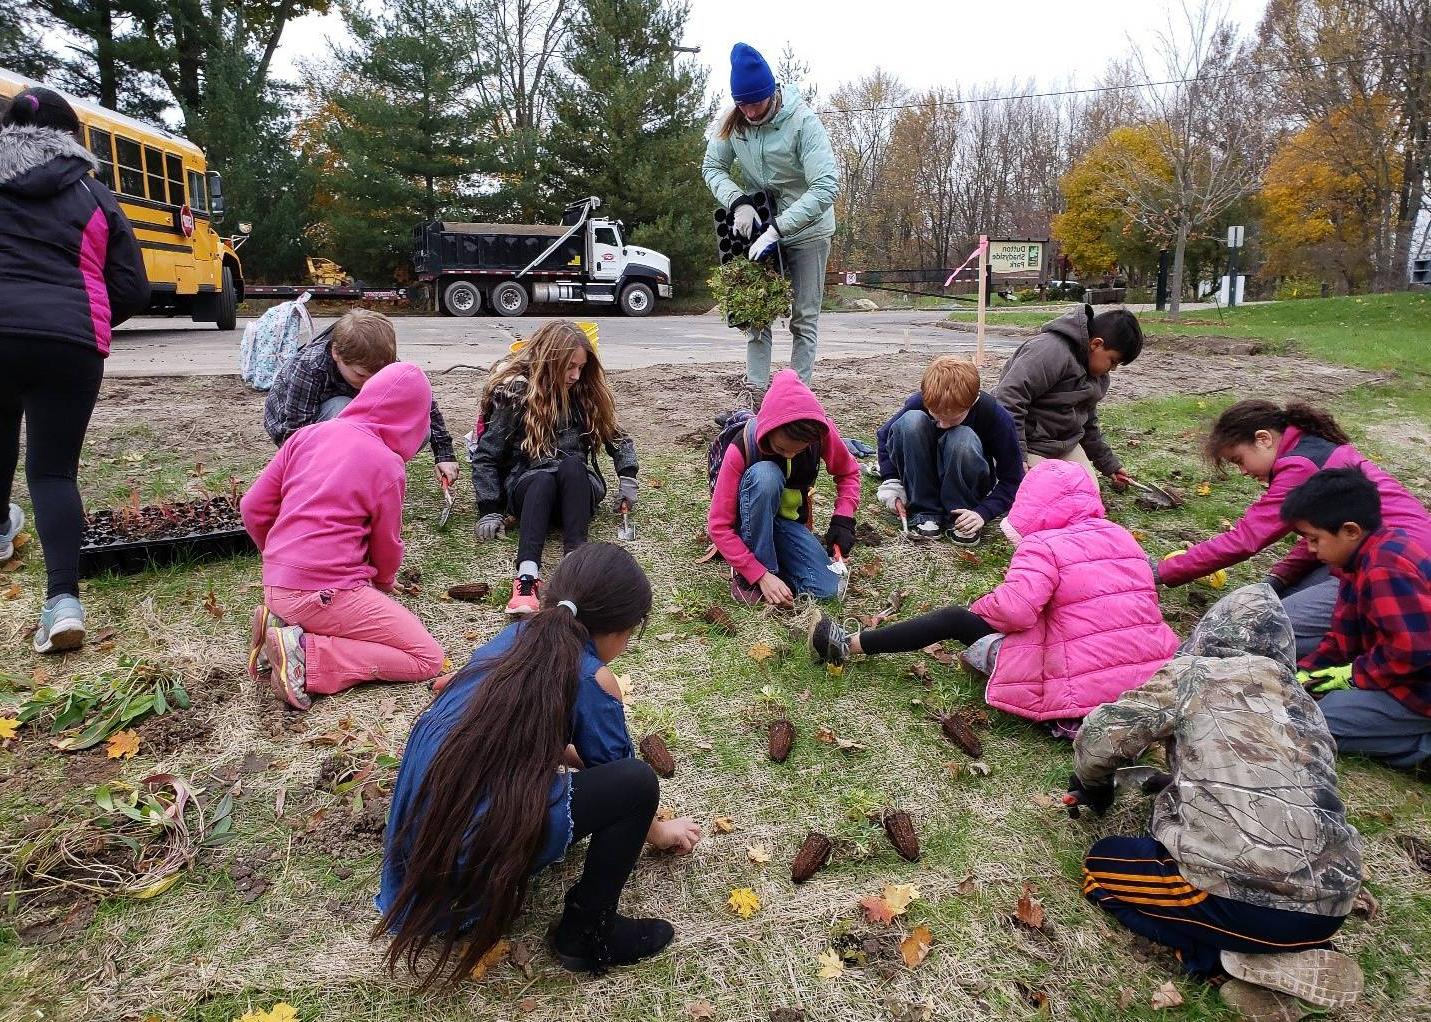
[273,0,1273,101]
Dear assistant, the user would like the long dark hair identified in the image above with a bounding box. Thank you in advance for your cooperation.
[2,87,81,137]
[378,543,652,987]
[1204,400,1351,467]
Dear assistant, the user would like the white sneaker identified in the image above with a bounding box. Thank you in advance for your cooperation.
[34,594,85,654]
[0,503,22,561]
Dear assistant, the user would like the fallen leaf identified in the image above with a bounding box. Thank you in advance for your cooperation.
[648,477,665,489]
[942,760,964,777]
[921,642,955,666]
[11,531,29,549]
[1016,982,1050,1012]
[1117,988,1136,1010]
[899,924,933,968]
[91,627,117,646]
[517,997,538,1014]
[748,642,776,662]
[469,938,510,980]
[883,883,920,915]
[655,632,677,642]
[2,583,19,600]
[1196,481,1212,497]
[727,887,761,918]
[0,557,21,572]
[508,939,534,979]
[797,689,812,703]
[202,589,225,620]
[106,729,141,760]
[815,726,837,744]
[1150,981,1184,1010]
[694,544,719,564]
[655,806,675,821]
[0,717,17,742]
[908,662,933,685]
[969,760,992,776]
[1351,887,1379,919]
[687,1001,716,1020]
[1014,884,1045,929]
[956,550,980,566]
[746,843,772,864]
[953,874,977,895]
[1030,793,1058,809]
[1130,528,1149,542]
[834,737,867,754]
[855,557,884,580]
[817,947,846,979]
[614,674,634,700]
[860,895,897,926]
[712,816,736,834]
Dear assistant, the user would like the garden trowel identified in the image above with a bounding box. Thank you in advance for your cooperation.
[438,476,454,528]
[616,501,635,542]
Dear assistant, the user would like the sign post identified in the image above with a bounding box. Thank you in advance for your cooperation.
[976,235,988,364]
[1224,225,1244,308]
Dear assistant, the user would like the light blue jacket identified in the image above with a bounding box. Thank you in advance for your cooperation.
[702,85,838,248]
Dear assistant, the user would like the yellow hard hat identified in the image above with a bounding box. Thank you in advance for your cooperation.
[508,320,600,356]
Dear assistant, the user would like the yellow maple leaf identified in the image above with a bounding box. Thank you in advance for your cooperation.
[883,883,921,915]
[817,947,846,979]
[712,815,736,833]
[748,642,776,662]
[470,939,511,980]
[1196,481,1212,497]
[746,843,772,864]
[266,1007,298,1022]
[727,887,761,918]
[0,717,18,742]
[106,729,141,760]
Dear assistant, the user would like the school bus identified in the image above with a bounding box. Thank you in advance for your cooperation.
[0,69,244,329]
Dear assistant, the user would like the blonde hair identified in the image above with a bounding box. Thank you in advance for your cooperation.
[481,320,623,461]
[716,89,783,141]
[331,309,397,371]
[920,356,981,418]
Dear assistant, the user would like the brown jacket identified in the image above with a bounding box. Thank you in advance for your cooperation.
[1075,585,1363,917]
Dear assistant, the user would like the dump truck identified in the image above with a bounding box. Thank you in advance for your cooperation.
[412,197,673,317]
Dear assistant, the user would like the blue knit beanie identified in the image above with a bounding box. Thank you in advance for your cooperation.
[730,43,776,106]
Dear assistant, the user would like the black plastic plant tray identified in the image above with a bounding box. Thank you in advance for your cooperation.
[78,497,256,577]
[714,189,780,265]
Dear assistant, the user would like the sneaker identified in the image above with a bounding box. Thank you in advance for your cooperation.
[946,512,981,547]
[506,574,541,615]
[730,569,762,606]
[549,896,675,976]
[247,604,287,683]
[808,613,854,666]
[910,514,943,541]
[263,624,311,710]
[0,503,22,561]
[33,594,85,654]
[1219,979,1320,1022]
[1221,950,1363,1010]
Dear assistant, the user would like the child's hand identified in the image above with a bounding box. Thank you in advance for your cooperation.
[436,462,460,484]
[758,572,794,607]
[429,671,455,695]
[649,816,703,854]
[1297,665,1353,694]
[1110,470,1132,493]
[950,509,985,538]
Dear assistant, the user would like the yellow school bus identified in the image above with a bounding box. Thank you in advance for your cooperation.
[0,69,244,328]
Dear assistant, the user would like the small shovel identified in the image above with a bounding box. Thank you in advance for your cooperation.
[1125,477,1184,512]
[616,500,636,543]
[828,544,851,599]
[894,498,909,538]
[437,476,454,529]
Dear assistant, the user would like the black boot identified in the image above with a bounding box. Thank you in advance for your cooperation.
[548,893,675,975]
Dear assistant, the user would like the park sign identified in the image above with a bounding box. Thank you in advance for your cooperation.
[988,239,1044,274]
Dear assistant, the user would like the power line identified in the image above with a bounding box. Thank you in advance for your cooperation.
[814,52,1398,117]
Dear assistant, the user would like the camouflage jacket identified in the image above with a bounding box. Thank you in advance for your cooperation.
[1075,584,1362,917]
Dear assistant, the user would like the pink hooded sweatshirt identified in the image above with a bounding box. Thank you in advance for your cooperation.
[708,369,862,584]
[970,459,1179,722]
[241,362,433,592]
[1160,425,1431,588]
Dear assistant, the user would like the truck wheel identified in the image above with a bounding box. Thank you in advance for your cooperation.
[492,281,529,317]
[216,266,237,330]
[619,281,654,317]
[443,279,482,317]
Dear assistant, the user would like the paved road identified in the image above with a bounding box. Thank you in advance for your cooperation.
[105,310,1014,377]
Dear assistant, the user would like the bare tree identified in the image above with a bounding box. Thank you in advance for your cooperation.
[469,0,570,133]
[825,69,908,264]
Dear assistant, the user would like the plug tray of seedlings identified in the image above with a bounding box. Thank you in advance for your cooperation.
[78,496,256,578]
[714,189,781,266]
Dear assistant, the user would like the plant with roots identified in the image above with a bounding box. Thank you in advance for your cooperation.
[709,259,793,332]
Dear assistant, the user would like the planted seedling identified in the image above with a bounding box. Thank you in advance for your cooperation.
[19,657,190,752]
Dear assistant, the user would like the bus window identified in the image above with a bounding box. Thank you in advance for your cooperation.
[143,146,166,203]
[187,169,208,214]
[165,153,185,207]
[87,127,117,191]
[115,136,144,197]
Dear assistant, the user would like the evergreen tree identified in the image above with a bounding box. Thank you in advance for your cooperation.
[315,0,490,281]
[1,6,56,81]
[543,0,714,297]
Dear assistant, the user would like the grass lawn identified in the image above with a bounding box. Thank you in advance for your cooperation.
[0,315,1427,1022]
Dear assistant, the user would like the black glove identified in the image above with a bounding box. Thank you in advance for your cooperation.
[825,514,856,557]
[1066,772,1115,818]
[1139,770,1174,796]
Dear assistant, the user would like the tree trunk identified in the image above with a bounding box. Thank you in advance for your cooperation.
[96,5,118,109]
[1168,213,1188,320]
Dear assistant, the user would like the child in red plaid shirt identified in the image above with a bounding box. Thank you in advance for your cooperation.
[1281,468,1431,769]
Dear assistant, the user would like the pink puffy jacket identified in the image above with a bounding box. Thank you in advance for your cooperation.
[970,460,1179,722]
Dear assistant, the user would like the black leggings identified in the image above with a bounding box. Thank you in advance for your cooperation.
[858,605,995,656]
[566,757,659,911]
[512,456,595,568]
[0,337,104,599]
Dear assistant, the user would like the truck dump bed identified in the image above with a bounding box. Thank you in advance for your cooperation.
[413,220,584,274]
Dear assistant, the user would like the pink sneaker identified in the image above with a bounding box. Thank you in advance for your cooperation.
[264,624,311,710]
[506,575,541,615]
[247,604,286,684]
[731,569,762,606]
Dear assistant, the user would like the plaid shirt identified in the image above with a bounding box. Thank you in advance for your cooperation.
[262,339,455,464]
[1301,527,1431,717]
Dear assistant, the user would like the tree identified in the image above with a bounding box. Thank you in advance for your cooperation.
[826,69,907,265]
[1053,125,1168,277]
[1,6,57,80]
[775,41,818,106]
[543,0,713,297]
[314,0,491,281]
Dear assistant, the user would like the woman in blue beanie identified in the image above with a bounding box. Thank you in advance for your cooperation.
[703,42,838,405]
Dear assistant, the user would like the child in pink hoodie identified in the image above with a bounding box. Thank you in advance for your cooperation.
[240,362,444,710]
[809,459,1178,731]
[708,369,862,606]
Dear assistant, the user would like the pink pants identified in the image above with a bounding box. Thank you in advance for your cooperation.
[264,585,443,696]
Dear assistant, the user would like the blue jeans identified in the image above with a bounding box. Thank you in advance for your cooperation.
[1280,565,1339,660]
[317,395,352,421]
[887,411,992,518]
[1318,689,1431,769]
[738,461,838,598]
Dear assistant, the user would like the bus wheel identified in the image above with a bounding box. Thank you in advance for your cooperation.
[216,267,237,330]
[492,281,529,317]
[619,281,654,317]
[442,280,482,317]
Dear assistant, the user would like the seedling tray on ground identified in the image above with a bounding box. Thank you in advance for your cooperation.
[79,496,256,578]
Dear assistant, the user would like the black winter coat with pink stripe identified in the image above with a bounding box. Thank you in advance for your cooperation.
[0,125,149,356]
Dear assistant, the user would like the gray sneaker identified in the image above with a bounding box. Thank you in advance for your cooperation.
[34,594,85,654]
[0,503,22,561]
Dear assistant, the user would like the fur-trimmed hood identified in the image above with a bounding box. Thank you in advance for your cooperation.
[0,124,97,197]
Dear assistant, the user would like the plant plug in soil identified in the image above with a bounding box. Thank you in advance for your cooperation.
[79,496,254,577]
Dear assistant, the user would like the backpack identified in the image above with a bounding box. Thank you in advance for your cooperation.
[240,292,315,391]
[707,411,759,493]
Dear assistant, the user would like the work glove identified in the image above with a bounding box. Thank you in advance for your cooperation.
[1066,772,1115,818]
[748,224,780,262]
[474,513,506,541]
[876,478,907,513]
[618,475,639,510]
[951,509,986,539]
[825,514,857,558]
[1296,664,1353,694]
[730,201,759,240]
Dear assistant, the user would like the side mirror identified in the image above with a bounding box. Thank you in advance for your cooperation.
[208,171,226,223]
